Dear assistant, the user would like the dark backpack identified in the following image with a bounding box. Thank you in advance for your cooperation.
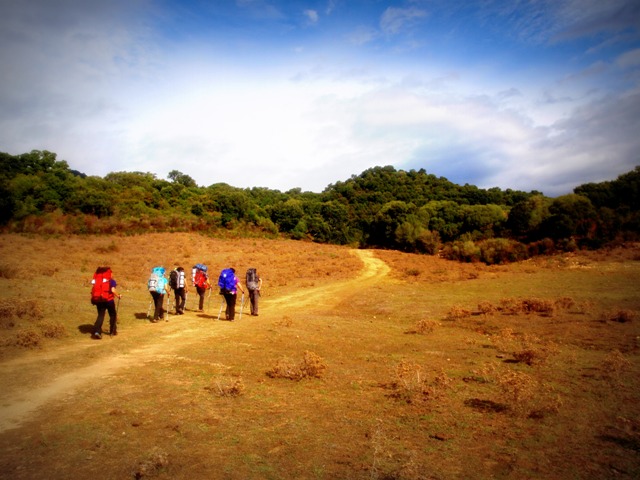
[169,269,179,290]
[91,267,113,304]
[218,268,236,293]
[246,268,259,290]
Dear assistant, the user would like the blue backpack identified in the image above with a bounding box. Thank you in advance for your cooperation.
[218,268,236,293]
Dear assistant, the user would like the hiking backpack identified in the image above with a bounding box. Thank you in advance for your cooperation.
[148,267,165,293]
[218,268,236,293]
[193,264,208,289]
[91,267,113,304]
[169,269,179,290]
[246,268,259,290]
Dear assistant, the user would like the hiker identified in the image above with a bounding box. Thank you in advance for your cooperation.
[218,268,245,321]
[90,266,121,339]
[170,266,188,314]
[246,267,262,316]
[148,266,170,323]
[192,263,210,312]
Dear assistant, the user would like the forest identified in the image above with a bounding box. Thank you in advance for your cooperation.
[1,150,638,264]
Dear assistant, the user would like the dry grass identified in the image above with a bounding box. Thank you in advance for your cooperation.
[0,235,638,479]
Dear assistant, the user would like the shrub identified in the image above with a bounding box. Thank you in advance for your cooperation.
[208,376,245,397]
[266,351,327,381]
[600,309,635,323]
[14,328,42,348]
[445,305,472,321]
[38,320,66,339]
[478,301,497,316]
[0,264,19,279]
[406,319,438,334]
[384,361,451,405]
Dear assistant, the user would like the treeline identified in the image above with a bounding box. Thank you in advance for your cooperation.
[1,150,638,263]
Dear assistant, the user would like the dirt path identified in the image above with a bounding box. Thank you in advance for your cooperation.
[0,250,389,433]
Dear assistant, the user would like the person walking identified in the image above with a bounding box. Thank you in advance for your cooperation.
[90,266,121,339]
[170,266,188,314]
[148,266,170,322]
[246,267,262,316]
[193,264,210,312]
[218,268,245,321]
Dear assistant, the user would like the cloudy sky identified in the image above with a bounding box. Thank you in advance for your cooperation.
[1,0,639,196]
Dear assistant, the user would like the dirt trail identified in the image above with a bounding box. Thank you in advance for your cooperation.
[0,250,389,433]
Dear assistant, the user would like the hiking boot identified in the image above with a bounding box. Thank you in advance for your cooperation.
[92,332,102,340]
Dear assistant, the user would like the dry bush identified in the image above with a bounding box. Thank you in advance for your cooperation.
[274,316,293,327]
[0,264,19,279]
[478,301,497,316]
[207,375,245,397]
[600,309,635,323]
[15,300,44,320]
[406,319,438,335]
[496,370,537,412]
[13,329,42,349]
[266,351,327,381]
[95,241,119,254]
[38,320,66,339]
[499,298,523,315]
[493,330,557,366]
[496,369,562,418]
[601,349,632,383]
[133,448,169,479]
[445,305,472,321]
[498,297,555,316]
[521,298,555,316]
[384,361,451,404]
[555,296,576,310]
[0,299,44,322]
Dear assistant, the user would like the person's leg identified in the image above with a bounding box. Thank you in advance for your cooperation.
[197,287,205,311]
[250,289,259,315]
[93,303,106,338]
[224,293,238,321]
[107,301,117,335]
[177,289,185,313]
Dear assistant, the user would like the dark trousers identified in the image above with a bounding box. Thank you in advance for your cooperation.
[223,292,237,320]
[249,289,259,315]
[174,288,186,313]
[196,286,207,310]
[150,291,165,320]
[94,301,117,334]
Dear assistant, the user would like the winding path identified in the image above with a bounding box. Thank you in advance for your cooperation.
[0,249,390,433]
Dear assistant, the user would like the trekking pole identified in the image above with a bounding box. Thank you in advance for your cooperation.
[166,294,171,322]
[147,298,153,319]
[238,293,245,320]
[217,297,225,320]
[206,287,212,313]
[111,295,121,338]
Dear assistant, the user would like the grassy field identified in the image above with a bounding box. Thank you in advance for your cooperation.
[0,233,638,479]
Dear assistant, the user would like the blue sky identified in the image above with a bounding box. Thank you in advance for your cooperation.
[1,0,639,196]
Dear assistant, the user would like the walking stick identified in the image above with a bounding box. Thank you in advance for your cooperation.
[239,293,245,320]
[111,295,121,338]
[217,297,225,321]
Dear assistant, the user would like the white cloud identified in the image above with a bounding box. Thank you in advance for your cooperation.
[304,9,319,24]
[380,7,428,36]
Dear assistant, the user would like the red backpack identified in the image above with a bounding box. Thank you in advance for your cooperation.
[194,268,208,288]
[91,267,114,304]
